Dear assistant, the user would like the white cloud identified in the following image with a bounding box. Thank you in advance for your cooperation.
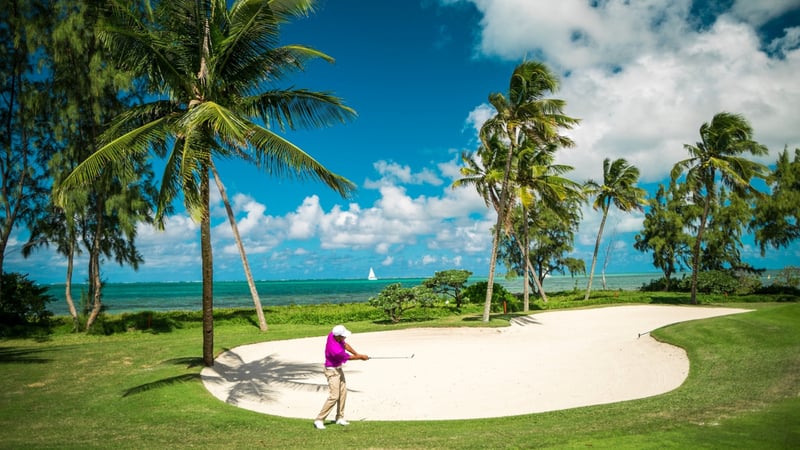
[465,103,495,136]
[767,25,800,56]
[462,0,693,70]
[729,0,800,27]
[287,195,324,239]
[453,0,800,186]
[365,160,444,188]
[422,254,438,265]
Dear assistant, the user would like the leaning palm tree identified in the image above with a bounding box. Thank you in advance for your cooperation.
[671,112,768,304]
[59,0,356,366]
[210,163,267,331]
[477,61,579,322]
[583,158,647,300]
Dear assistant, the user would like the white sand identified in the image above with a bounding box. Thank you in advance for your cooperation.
[200,305,750,421]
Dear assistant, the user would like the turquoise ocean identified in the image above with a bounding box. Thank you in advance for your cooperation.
[44,273,669,316]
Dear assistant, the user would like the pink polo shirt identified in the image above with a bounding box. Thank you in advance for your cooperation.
[324,333,350,368]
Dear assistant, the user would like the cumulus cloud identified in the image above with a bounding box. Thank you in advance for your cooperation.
[729,0,800,27]
[450,0,800,185]
[365,160,444,188]
[16,1,798,284]
[459,0,693,70]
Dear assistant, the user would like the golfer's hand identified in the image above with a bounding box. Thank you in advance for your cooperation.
[358,354,369,361]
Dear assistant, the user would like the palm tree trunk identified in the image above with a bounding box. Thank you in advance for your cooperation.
[201,168,215,367]
[690,197,711,305]
[521,205,530,311]
[483,130,518,322]
[584,208,608,300]
[484,219,502,322]
[531,262,547,303]
[211,164,267,331]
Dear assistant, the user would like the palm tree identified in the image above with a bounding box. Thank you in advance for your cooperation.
[514,140,583,308]
[59,0,356,366]
[477,61,579,322]
[210,163,267,331]
[453,134,505,218]
[671,112,768,304]
[584,158,647,300]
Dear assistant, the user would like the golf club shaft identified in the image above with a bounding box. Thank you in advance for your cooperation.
[370,354,414,359]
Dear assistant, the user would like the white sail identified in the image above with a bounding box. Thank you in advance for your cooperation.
[368,267,377,280]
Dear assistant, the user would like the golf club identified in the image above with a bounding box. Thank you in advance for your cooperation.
[369,354,415,359]
[637,330,651,339]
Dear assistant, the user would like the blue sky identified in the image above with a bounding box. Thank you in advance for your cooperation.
[9,0,800,283]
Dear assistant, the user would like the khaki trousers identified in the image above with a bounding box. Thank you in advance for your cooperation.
[316,366,347,421]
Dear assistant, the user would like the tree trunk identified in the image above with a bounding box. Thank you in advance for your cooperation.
[211,164,267,331]
[690,196,711,305]
[65,241,80,331]
[85,246,103,330]
[85,198,105,330]
[521,205,530,311]
[532,262,547,303]
[584,208,609,300]
[483,129,518,322]
[514,238,548,304]
[201,169,215,367]
[601,229,615,290]
[483,219,502,322]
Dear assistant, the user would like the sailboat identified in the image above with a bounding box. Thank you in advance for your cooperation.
[368,267,377,281]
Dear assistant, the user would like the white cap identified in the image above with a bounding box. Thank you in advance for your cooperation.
[332,324,351,338]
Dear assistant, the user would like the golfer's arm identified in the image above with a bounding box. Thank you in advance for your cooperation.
[345,343,368,360]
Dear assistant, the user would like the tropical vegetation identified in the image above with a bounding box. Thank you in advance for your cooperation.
[3,0,800,367]
[670,112,769,304]
[457,60,579,321]
[583,158,647,300]
[4,0,358,366]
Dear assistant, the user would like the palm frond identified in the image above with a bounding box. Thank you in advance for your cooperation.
[243,123,355,198]
[243,88,356,132]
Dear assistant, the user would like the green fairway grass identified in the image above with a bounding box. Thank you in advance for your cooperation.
[1,297,798,449]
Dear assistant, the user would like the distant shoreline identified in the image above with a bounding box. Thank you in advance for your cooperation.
[43,271,781,316]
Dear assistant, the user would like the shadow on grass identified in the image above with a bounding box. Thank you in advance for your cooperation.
[0,346,52,364]
[163,356,205,369]
[122,373,201,397]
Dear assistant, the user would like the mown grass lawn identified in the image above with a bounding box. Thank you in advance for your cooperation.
[1,296,798,449]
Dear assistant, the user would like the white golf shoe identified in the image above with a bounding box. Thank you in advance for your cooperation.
[313,420,326,430]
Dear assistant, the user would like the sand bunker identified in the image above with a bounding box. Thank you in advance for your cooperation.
[201,305,750,421]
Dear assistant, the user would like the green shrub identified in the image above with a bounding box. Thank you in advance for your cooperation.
[462,281,518,312]
[639,276,681,292]
[368,283,438,323]
[0,272,55,335]
[647,270,761,295]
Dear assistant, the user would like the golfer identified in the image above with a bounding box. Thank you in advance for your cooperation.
[313,325,369,429]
